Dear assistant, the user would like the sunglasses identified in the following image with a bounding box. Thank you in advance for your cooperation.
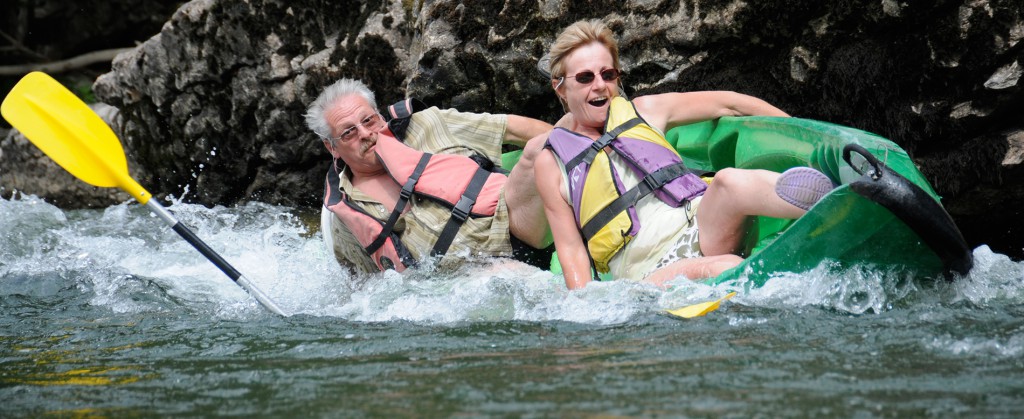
[330,113,385,143]
[561,68,621,85]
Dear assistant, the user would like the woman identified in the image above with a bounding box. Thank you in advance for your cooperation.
[535,19,833,289]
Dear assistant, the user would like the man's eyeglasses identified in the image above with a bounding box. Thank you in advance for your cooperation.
[330,113,385,143]
[561,68,621,85]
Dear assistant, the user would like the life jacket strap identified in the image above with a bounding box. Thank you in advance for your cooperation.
[386,98,428,142]
[564,117,644,169]
[430,166,492,258]
[580,162,692,241]
[341,198,419,270]
[366,153,432,254]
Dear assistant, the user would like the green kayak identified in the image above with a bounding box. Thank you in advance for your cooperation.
[521,116,973,287]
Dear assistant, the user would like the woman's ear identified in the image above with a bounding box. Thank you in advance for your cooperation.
[551,77,568,112]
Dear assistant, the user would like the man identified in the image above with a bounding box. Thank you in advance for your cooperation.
[305,79,553,274]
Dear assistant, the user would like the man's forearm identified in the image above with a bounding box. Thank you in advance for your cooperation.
[504,115,553,146]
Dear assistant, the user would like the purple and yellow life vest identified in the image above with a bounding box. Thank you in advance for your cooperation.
[546,97,707,273]
[323,129,506,272]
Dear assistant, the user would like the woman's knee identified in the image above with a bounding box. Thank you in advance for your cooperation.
[707,168,747,193]
[706,168,779,203]
[520,136,547,164]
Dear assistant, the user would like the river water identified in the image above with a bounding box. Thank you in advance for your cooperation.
[2,194,1022,417]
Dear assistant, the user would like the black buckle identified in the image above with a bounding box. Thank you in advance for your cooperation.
[592,134,614,151]
[452,195,474,221]
[642,172,659,192]
[400,182,415,200]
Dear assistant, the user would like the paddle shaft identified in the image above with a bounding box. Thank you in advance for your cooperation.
[145,200,288,316]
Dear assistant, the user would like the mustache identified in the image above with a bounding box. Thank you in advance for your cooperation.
[359,135,377,154]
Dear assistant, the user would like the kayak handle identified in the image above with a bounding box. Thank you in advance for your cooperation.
[843,144,883,181]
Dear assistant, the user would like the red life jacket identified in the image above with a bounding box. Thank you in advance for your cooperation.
[323,105,506,272]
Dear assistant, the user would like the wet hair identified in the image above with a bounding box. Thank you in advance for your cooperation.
[305,78,378,141]
[547,19,621,80]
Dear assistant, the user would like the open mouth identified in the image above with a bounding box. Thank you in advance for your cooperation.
[588,97,609,107]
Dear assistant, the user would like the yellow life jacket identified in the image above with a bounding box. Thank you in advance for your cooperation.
[545,97,707,273]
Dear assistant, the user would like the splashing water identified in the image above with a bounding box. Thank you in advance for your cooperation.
[2,194,1023,416]
[2,194,1021,321]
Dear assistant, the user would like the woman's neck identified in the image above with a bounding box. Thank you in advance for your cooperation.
[570,121,604,140]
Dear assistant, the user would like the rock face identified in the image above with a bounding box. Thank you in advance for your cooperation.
[4,0,1023,258]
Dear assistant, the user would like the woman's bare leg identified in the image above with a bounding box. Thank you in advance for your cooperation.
[696,168,806,256]
[505,137,553,248]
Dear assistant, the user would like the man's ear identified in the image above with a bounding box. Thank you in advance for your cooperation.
[323,139,337,157]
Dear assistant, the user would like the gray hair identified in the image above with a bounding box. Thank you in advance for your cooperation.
[304,78,378,140]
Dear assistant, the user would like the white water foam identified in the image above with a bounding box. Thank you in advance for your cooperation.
[927,334,1024,358]
[3,195,1022,324]
[952,245,1024,305]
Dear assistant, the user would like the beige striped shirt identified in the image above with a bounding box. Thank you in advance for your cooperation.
[324,107,513,274]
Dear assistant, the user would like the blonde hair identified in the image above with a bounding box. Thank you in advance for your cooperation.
[547,19,621,80]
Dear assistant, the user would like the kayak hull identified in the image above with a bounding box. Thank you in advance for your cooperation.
[665,116,972,286]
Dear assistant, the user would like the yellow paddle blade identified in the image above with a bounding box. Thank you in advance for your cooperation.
[1,72,150,203]
[666,292,737,319]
